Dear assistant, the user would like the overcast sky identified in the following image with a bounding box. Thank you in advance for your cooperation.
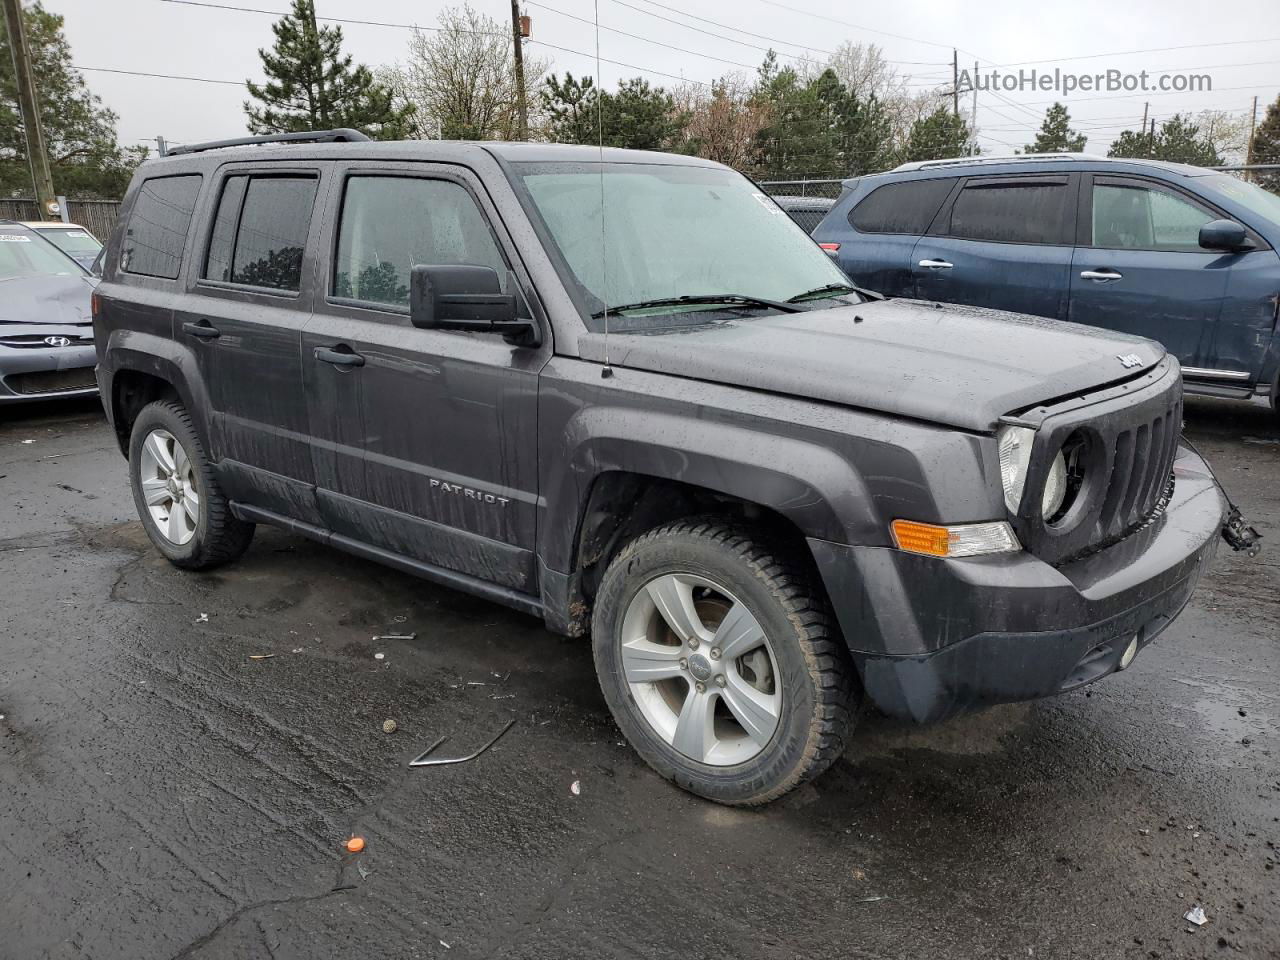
[42,0,1280,159]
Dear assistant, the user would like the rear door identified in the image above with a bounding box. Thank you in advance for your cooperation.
[302,162,549,593]
[1069,174,1233,374]
[826,177,954,295]
[912,174,1077,319]
[174,165,325,524]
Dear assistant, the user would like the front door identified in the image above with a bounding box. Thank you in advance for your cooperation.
[1069,175,1230,373]
[912,174,1077,320]
[302,164,550,594]
[175,166,325,524]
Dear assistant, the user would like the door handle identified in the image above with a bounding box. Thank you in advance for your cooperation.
[918,258,953,269]
[314,345,365,368]
[1080,269,1123,281]
[182,320,220,340]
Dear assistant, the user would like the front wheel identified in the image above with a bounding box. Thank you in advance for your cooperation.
[592,519,858,805]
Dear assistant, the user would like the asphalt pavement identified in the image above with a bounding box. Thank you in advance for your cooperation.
[1,395,1277,960]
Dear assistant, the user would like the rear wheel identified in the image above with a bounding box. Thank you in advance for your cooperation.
[128,399,254,569]
[592,519,857,805]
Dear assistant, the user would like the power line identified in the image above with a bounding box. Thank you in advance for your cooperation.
[157,0,716,88]
[525,0,757,70]
[605,0,829,67]
[76,64,245,86]
[972,36,1280,71]
[744,0,958,53]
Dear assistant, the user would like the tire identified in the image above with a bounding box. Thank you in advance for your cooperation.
[592,519,857,805]
[128,399,254,570]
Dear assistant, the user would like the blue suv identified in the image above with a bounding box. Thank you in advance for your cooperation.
[812,154,1280,412]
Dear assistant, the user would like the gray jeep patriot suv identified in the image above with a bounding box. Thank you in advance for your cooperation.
[94,130,1237,805]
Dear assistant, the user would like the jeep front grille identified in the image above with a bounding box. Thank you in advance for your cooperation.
[1009,358,1183,566]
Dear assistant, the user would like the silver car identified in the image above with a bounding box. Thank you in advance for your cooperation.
[0,222,98,403]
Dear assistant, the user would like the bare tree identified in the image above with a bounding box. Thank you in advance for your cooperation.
[673,74,771,167]
[1194,109,1250,164]
[383,3,550,141]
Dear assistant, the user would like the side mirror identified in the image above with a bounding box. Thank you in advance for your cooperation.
[1198,219,1253,252]
[409,264,540,346]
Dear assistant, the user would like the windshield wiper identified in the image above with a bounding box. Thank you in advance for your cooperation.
[786,282,885,303]
[591,293,802,318]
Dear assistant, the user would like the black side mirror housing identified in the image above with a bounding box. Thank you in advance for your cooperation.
[409,264,540,346]
[1199,219,1253,252]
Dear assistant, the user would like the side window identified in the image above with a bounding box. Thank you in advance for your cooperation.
[849,178,953,234]
[332,176,508,309]
[202,175,317,292]
[1091,182,1216,252]
[121,175,202,279]
[948,178,1070,244]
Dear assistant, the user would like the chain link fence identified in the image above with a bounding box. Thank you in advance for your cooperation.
[0,198,120,240]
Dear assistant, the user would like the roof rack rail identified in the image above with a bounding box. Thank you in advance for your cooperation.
[892,152,1105,173]
[166,128,371,157]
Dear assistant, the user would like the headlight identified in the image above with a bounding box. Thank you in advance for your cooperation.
[1042,449,1068,520]
[997,425,1035,514]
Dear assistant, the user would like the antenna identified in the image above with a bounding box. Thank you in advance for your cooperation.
[593,0,612,377]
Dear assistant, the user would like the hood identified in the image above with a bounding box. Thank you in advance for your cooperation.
[0,274,95,327]
[581,298,1165,432]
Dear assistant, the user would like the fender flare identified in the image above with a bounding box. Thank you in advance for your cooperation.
[101,330,213,455]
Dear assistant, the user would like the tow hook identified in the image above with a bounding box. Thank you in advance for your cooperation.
[1222,505,1262,556]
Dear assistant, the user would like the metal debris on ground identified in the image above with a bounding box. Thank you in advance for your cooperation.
[408,718,516,768]
[382,719,398,734]
[196,613,208,623]
[570,780,581,795]
[357,863,371,881]
[291,647,303,654]
[1184,905,1208,926]
[854,896,889,903]
[373,634,416,641]
[248,654,275,661]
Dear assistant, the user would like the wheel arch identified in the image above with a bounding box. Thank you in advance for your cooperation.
[102,334,212,457]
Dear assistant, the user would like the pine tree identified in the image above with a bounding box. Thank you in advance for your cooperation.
[244,0,411,139]
[1249,94,1280,192]
[1107,114,1221,167]
[541,74,688,150]
[1026,102,1086,153]
[900,107,971,164]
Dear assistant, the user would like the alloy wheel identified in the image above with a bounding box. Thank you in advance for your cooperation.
[138,428,199,546]
[619,573,781,766]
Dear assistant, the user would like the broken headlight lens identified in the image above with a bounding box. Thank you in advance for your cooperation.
[997,425,1035,515]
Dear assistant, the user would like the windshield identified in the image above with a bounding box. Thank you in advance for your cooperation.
[1203,175,1280,227]
[513,161,852,330]
[0,230,83,280]
[36,227,102,257]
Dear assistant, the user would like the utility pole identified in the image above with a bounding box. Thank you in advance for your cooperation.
[1246,95,1258,182]
[1140,102,1151,158]
[155,136,168,158]
[971,60,979,155]
[510,0,529,140]
[2,0,56,219]
[951,48,959,117]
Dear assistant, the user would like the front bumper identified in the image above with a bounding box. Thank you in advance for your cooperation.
[810,444,1226,724]
[0,341,98,403]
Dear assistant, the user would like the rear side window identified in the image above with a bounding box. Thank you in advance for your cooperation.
[849,179,953,234]
[122,175,202,279]
[203,175,317,292]
[947,178,1070,245]
[332,176,508,309]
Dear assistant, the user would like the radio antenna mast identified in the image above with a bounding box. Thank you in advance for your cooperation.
[593,0,612,377]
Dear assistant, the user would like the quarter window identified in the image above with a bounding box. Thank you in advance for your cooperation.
[333,176,507,309]
[1091,183,1216,251]
[948,179,1070,245]
[122,175,202,279]
[203,175,317,291]
[849,178,953,234]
